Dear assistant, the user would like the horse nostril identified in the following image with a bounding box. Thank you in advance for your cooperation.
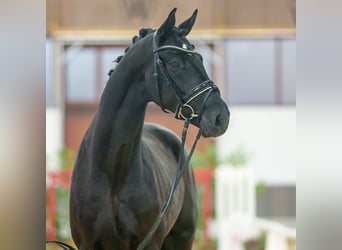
[215,114,222,127]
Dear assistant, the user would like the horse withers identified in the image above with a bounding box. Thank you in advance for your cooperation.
[69,8,229,250]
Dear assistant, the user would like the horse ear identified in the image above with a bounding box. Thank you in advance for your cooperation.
[156,8,177,44]
[178,9,198,36]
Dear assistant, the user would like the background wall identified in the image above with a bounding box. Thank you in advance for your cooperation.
[47,0,295,35]
[217,106,296,185]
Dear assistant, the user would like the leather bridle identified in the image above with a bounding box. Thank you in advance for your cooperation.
[152,31,219,121]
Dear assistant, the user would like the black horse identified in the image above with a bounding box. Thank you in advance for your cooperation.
[69,8,229,250]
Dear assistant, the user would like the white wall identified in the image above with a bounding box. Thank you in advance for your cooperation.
[46,107,64,170]
[217,106,296,186]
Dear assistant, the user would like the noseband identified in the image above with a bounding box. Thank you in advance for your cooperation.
[152,31,219,121]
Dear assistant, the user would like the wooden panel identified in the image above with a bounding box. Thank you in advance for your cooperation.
[47,0,295,34]
[225,0,295,26]
[56,0,214,29]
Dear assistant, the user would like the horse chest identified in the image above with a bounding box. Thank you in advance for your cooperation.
[113,164,185,236]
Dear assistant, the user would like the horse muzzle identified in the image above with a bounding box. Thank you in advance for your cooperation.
[198,97,230,138]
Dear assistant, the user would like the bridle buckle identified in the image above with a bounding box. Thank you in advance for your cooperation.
[176,104,199,120]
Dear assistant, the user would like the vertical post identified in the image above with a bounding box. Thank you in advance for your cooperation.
[274,38,283,104]
[213,39,227,100]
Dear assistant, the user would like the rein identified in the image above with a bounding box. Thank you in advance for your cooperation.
[136,118,200,250]
[136,31,218,250]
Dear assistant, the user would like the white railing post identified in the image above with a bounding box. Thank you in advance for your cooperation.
[215,166,256,250]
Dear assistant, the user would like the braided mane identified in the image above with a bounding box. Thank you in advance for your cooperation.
[108,28,155,76]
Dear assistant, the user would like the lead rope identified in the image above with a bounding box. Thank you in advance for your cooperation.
[136,118,201,250]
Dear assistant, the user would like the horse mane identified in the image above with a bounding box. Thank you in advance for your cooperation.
[108,28,156,76]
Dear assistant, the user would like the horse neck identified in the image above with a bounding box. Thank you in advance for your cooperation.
[89,45,151,180]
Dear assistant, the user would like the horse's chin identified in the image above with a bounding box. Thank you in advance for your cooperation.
[199,112,229,138]
[200,125,223,138]
[199,120,227,138]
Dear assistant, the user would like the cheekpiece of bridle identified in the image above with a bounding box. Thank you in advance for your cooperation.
[152,30,219,121]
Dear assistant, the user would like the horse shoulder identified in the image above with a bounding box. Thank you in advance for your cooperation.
[142,122,183,159]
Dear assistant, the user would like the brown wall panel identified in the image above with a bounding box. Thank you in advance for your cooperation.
[47,0,295,34]
[65,103,214,162]
[224,0,295,26]
[65,105,96,156]
[49,0,215,30]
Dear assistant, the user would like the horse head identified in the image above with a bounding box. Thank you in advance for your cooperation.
[144,8,230,137]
